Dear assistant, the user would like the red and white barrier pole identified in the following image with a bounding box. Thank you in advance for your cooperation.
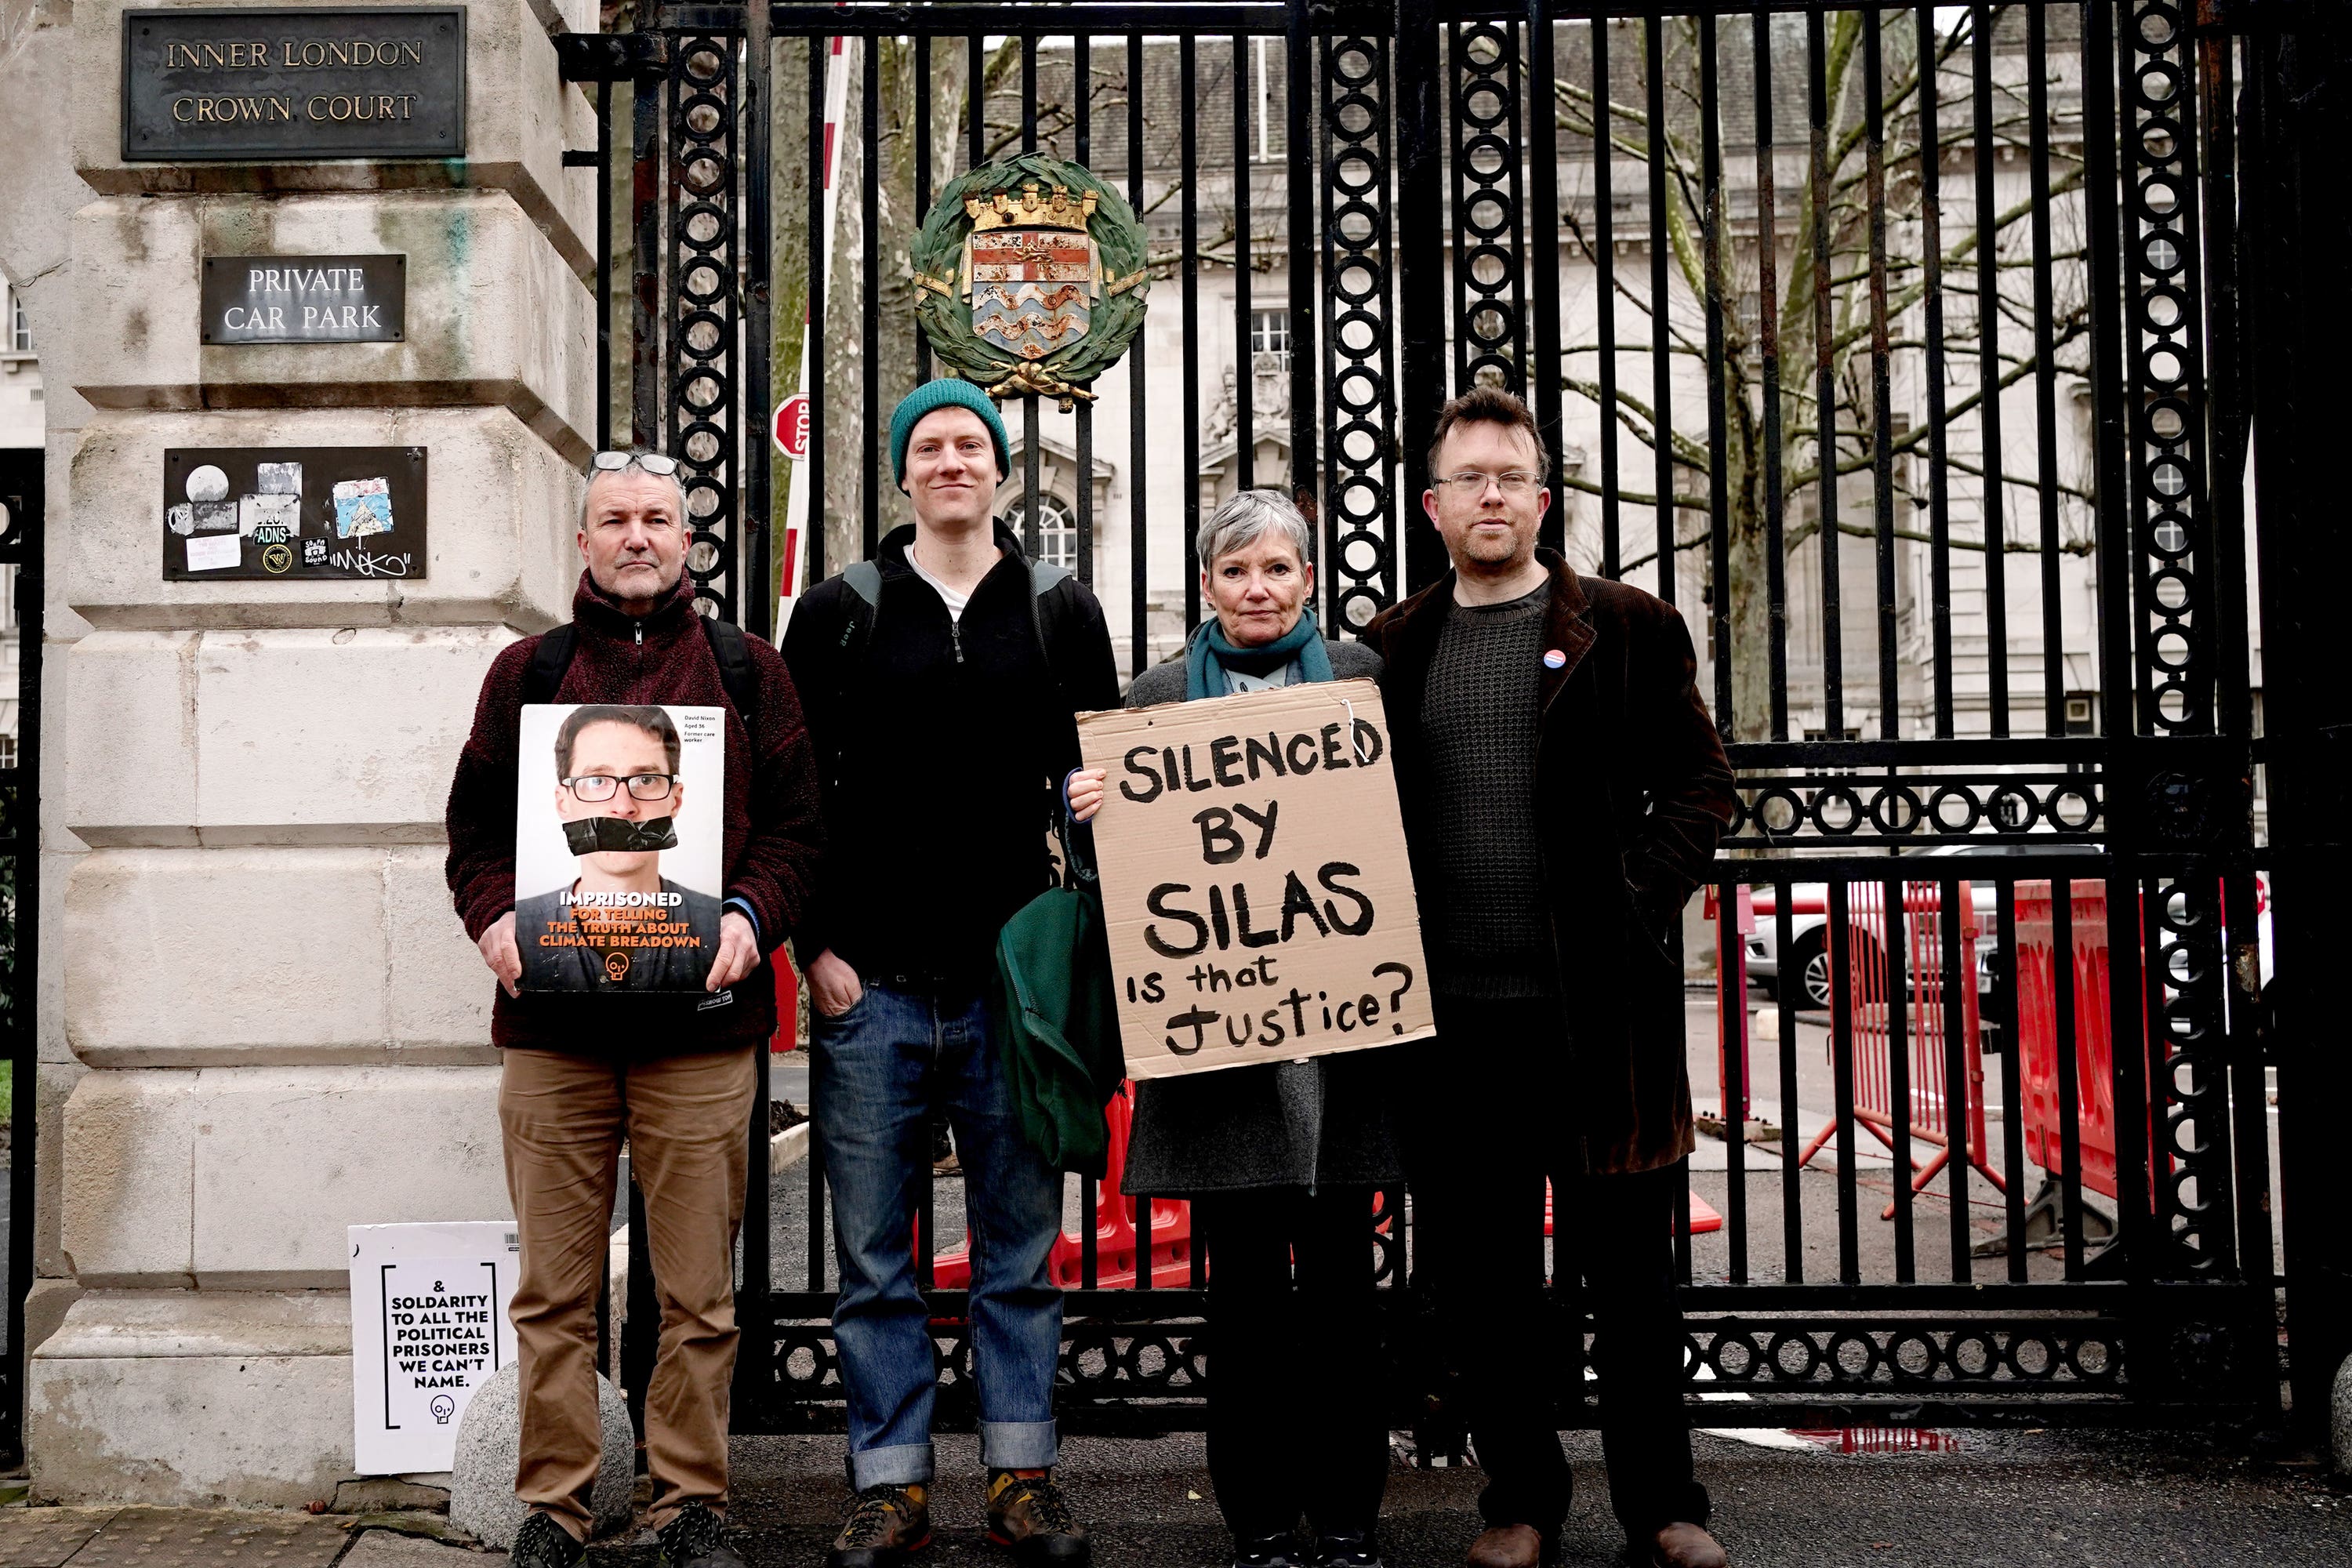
[774,35,851,631]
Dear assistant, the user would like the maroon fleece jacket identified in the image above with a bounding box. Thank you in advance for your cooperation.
[445,571,823,1052]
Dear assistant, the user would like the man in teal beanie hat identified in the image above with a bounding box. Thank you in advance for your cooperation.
[782,374,1119,1568]
[889,376,1012,489]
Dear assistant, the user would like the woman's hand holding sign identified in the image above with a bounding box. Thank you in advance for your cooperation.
[1067,767,1108,823]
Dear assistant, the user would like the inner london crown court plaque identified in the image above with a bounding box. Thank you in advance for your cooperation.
[122,7,466,160]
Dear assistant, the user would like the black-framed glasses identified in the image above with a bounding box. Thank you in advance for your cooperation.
[589,450,681,478]
[1435,469,1544,495]
[562,773,679,803]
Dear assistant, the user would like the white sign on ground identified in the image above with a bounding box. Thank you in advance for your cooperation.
[349,1221,521,1475]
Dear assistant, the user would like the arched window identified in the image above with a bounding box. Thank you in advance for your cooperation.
[1005,492,1078,570]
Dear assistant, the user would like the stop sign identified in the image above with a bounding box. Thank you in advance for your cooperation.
[772,393,810,460]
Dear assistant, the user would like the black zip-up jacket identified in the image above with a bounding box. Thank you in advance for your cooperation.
[780,521,1122,989]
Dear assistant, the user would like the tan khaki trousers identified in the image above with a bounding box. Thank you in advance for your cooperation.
[498,1044,756,1540]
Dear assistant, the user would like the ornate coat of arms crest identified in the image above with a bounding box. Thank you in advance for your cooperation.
[913,154,1150,408]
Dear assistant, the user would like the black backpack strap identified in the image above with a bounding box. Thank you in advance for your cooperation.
[524,623,577,704]
[699,615,756,720]
[832,561,883,717]
[1026,560,1073,706]
[526,618,753,720]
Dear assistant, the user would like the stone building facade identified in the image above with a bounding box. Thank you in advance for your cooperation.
[0,0,592,1504]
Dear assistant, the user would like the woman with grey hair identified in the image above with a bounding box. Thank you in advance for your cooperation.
[1066,488,1398,1568]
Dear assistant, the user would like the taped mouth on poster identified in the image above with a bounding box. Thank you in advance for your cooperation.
[1080,679,1436,1080]
[514,706,727,993]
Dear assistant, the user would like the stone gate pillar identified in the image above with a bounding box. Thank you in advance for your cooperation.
[0,0,595,1504]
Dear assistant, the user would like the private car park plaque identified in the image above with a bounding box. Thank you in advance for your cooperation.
[122,7,465,161]
[162,447,426,580]
[202,255,405,344]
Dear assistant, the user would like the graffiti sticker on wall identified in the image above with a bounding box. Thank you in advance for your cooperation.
[162,446,426,580]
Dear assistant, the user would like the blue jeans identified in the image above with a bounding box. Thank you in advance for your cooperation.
[812,980,1065,1489]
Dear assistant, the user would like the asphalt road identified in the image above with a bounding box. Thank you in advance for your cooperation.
[559,1425,2352,1568]
[567,1013,2339,1568]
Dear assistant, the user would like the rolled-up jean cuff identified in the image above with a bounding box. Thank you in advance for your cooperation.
[848,1442,936,1491]
[978,1420,1059,1473]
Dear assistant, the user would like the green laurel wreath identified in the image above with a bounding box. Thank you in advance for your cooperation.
[911,153,1151,400]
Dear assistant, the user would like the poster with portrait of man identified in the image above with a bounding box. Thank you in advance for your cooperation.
[514,704,727,993]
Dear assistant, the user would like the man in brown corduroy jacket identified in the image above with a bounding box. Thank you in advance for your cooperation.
[445,450,822,1568]
[1367,389,1736,1568]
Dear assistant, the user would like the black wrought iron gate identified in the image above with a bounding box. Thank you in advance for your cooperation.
[0,449,43,1468]
[557,0,2310,1435]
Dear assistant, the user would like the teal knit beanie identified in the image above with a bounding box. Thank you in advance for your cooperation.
[889,378,1012,488]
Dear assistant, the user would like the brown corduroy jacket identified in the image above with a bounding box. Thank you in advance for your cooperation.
[1365,550,1737,1173]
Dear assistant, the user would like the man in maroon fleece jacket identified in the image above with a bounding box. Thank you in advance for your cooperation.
[445,451,822,1568]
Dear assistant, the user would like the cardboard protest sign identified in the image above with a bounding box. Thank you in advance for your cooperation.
[514,704,726,993]
[1080,678,1435,1080]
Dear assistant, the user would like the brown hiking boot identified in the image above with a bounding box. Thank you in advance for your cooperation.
[985,1468,1090,1566]
[828,1483,931,1568]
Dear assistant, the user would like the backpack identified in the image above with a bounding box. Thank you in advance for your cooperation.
[521,614,756,716]
[836,555,1072,681]
[990,810,1122,1174]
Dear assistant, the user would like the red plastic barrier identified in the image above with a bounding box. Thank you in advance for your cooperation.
[1795,880,2005,1214]
[773,956,800,1052]
[2013,880,2132,1202]
[931,1087,1196,1290]
[929,1078,1714,1290]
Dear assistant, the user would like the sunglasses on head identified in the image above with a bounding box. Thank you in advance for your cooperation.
[589,451,681,477]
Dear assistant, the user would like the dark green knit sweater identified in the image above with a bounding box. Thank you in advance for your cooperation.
[1417,585,1557,1000]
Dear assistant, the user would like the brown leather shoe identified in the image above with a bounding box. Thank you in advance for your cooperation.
[1465,1525,1551,1568]
[1646,1522,1728,1568]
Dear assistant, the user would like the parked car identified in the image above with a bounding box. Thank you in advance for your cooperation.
[1744,844,2100,1011]
[1741,848,2265,1055]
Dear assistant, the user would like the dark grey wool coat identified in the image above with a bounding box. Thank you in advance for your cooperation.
[1116,637,1407,1196]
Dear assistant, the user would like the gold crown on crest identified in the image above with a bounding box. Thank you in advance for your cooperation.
[966,182,1099,233]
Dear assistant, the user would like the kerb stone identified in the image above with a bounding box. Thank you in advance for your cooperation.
[2335,1352,2352,1476]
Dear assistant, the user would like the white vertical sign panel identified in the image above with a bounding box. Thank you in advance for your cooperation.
[349,1221,521,1475]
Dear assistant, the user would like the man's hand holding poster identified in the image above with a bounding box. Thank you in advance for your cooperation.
[1079,677,1435,1078]
[514,704,727,992]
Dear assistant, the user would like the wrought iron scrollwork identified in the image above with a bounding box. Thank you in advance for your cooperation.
[1680,1318,2126,1395]
[2146,870,2236,1274]
[1447,20,1526,394]
[2121,0,2234,1282]
[2122,2,2209,736]
[1321,32,1398,631]
[666,32,739,620]
[1726,770,2105,847]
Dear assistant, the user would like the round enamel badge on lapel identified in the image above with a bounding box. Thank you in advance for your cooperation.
[1543,648,1568,669]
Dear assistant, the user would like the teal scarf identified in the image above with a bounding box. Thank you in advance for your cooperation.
[1184,606,1334,699]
